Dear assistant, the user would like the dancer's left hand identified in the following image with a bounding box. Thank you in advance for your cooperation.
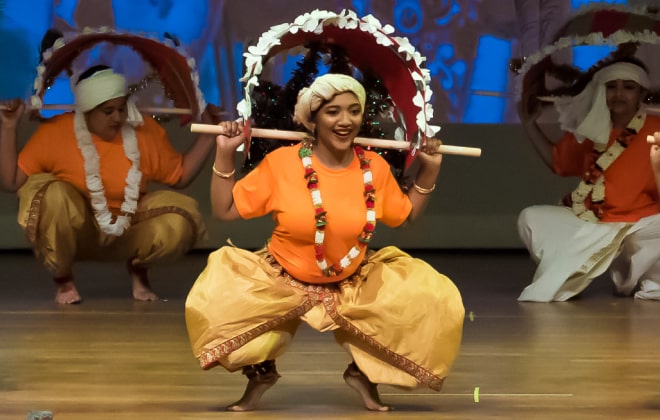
[417,137,443,167]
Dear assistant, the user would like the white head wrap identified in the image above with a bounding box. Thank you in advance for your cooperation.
[74,68,143,127]
[553,61,649,145]
[293,73,366,132]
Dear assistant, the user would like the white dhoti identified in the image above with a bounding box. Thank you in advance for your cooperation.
[517,205,660,302]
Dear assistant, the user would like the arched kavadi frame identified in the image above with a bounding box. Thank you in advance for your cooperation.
[517,5,660,117]
[30,28,206,125]
[237,9,440,170]
[554,6,660,39]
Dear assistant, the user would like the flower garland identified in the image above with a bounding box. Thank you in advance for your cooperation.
[299,140,376,277]
[564,111,645,222]
[74,111,142,237]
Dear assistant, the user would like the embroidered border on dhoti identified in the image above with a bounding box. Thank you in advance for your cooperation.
[197,250,446,390]
[132,206,199,243]
[197,254,338,369]
[24,179,57,273]
[24,179,57,247]
[321,294,446,391]
[25,181,198,246]
[579,224,633,274]
[198,300,316,370]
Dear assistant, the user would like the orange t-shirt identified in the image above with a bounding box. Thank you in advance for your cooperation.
[552,114,660,222]
[18,113,183,214]
[233,144,412,284]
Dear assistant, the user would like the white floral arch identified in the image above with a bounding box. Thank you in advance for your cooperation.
[516,4,660,100]
[236,9,440,160]
[30,27,206,123]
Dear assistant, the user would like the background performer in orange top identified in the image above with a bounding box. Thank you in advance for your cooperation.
[0,66,218,304]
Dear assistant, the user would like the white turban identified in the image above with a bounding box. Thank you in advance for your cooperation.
[553,62,649,145]
[293,73,366,132]
[74,68,143,126]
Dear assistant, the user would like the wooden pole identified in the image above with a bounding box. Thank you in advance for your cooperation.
[190,123,482,157]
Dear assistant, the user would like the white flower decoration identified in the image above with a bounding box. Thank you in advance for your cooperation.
[240,9,437,145]
[373,31,394,47]
[30,95,42,109]
[340,256,352,268]
[236,98,249,119]
[394,127,405,141]
[363,171,373,183]
[359,14,383,32]
[516,27,660,98]
[337,10,359,29]
[268,23,291,38]
[244,53,264,80]
[311,190,322,205]
[397,37,418,62]
[31,27,205,117]
[348,247,361,258]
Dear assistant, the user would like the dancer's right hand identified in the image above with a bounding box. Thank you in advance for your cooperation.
[215,120,247,154]
[0,98,25,126]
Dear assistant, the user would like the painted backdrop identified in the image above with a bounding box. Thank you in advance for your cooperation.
[0,0,640,124]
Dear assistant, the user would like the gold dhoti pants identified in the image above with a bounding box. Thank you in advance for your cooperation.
[185,246,464,391]
[17,174,206,277]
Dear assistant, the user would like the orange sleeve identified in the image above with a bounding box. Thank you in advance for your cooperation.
[232,157,274,219]
[368,152,412,227]
[17,116,65,175]
[552,131,593,177]
[138,117,183,186]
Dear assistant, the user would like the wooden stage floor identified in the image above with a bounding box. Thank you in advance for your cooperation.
[1,249,659,419]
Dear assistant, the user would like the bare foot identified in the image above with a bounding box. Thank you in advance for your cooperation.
[128,264,159,301]
[343,362,392,412]
[54,278,82,304]
[227,362,280,412]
